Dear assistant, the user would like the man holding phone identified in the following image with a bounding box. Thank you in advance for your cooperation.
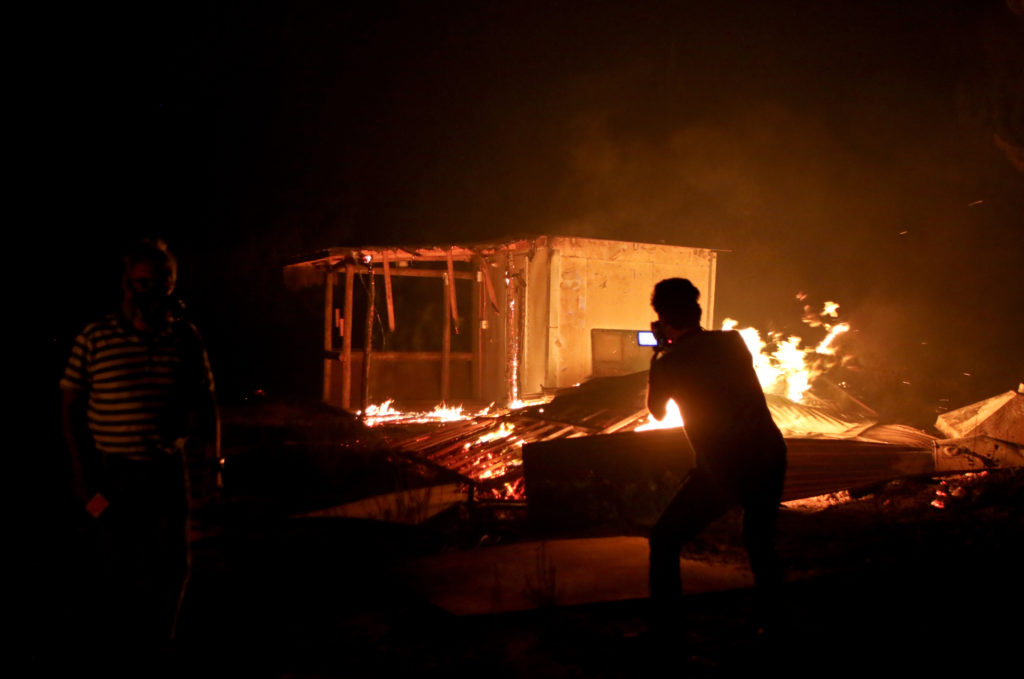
[645,278,787,635]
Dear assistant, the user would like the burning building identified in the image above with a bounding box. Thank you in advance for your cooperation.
[284,236,1021,520]
[284,235,719,409]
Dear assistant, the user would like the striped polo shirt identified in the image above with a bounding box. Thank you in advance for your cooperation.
[60,313,214,457]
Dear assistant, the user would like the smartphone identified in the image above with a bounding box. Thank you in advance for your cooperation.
[637,330,658,347]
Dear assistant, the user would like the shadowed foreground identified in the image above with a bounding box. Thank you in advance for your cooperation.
[38,405,1024,677]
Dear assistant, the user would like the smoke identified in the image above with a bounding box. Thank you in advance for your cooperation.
[520,11,1023,426]
[956,0,1024,171]
[45,1,1022,417]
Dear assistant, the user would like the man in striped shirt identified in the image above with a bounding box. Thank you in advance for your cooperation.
[60,239,219,659]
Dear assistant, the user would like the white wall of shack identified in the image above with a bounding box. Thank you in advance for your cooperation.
[520,237,717,395]
[299,236,717,406]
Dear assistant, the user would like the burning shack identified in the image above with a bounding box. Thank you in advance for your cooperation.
[284,235,719,410]
[285,236,1021,522]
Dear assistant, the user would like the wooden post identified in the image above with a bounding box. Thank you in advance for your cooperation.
[442,271,451,401]
[322,271,336,404]
[446,249,459,335]
[472,268,481,399]
[481,260,499,312]
[360,263,375,415]
[342,264,355,409]
[505,262,521,405]
[382,251,395,332]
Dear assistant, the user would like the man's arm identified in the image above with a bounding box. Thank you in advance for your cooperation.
[647,353,670,420]
[61,387,91,505]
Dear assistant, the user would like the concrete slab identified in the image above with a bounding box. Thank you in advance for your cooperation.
[399,536,753,615]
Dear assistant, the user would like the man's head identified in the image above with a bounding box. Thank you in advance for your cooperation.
[651,278,702,331]
[122,239,177,329]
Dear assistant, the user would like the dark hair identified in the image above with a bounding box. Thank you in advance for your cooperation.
[123,238,177,281]
[651,278,702,328]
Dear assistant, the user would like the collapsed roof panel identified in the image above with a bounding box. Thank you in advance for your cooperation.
[935,390,1024,445]
[934,389,1024,471]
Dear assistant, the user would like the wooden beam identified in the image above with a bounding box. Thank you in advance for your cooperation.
[382,252,395,332]
[327,253,477,269]
[480,261,500,313]
[442,272,451,400]
[342,264,354,409]
[361,265,375,415]
[446,249,460,335]
[365,351,473,361]
[368,266,474,280]
[506,270,519,404]
[598,409,650,435]
[472,268,481,399]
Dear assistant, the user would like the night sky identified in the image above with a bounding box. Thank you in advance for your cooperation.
[43,0,1022,428]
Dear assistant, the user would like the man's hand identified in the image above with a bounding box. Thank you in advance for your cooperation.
[85,493,109,518]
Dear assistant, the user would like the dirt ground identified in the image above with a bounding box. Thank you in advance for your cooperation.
[34,404,1024,678]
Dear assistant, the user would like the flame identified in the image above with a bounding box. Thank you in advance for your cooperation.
[468,421,516,447]
[635,398,684,431]
[509,395,554,409]
[815,322,850,355]
[362,396,556,427]
[721,300,851,403]
[364,399,397,419]
[361,400,492,426]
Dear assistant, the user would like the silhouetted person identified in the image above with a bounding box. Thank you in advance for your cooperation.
[60,239,219,671]
[646,278,787,634]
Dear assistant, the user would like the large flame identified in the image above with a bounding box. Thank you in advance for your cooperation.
[634,301,851,429]
[722,301,850,403]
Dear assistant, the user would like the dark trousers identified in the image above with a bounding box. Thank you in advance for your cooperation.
[89,453,191,650]
[649,464,785,626]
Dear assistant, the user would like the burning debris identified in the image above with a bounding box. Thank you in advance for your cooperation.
[362,399,494,426]
[370,379,921,503]
[363,301,884,501]
[365,358,1021,512]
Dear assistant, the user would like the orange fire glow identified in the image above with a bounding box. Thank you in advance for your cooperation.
[722,301,851,403]
[362,395,553,428]
[468,421,516,447]
[361,399,492,426]
[635,398,684,431]
[363,301,850,433]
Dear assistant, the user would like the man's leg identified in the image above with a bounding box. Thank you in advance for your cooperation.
[648,468,733,626]
[741,464,786,629]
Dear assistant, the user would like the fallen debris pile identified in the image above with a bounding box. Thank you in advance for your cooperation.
[934,389,1024,471]
[381,372,963,504]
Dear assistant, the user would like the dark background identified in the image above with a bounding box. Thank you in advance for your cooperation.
[36,0,1023,429]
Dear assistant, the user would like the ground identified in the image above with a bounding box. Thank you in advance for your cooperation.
[38,402,1024,678]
